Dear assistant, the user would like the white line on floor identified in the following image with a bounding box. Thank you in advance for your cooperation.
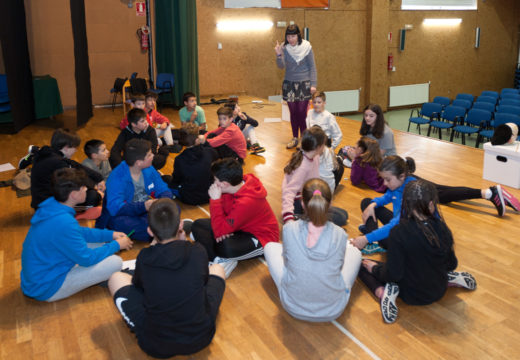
[197,205,210,216]
[257,258,380,359]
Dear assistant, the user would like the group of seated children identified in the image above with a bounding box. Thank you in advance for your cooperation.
[19,96,520,356]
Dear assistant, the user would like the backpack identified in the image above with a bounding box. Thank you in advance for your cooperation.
[130,78,148,95]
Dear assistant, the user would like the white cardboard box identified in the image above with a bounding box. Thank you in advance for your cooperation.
[483,141,520,189]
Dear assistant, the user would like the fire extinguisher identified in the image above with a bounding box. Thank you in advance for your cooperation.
[137,26,150,51]
[388,53,393,71]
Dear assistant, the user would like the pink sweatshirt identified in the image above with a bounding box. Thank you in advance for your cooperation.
[281,154,319,223]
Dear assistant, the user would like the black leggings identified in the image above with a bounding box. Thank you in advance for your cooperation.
[191,218,263,261]
[358,260,385,295]
[361,198,393,248]
[434,184,482,204]
[294,199,348,226]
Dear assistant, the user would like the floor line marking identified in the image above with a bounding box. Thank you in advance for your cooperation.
[257,258,380,359]
[197,205,210,216]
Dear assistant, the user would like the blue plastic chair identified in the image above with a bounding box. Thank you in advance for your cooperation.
[407,102,442,135]
[481,91,499,99]
[500,93,520,101]
[501,88,519,96]
[476,96,497,105]
[499,98,520,107]
[452,99,472,111]
[455,93,474,104]
[433,96,450,109]
[0,74,10,112]
[478,113,520,147]
[472,101,495,114]
[496,105,520,116]
[427,105,466,140]
[149,73,175,106]
[450,108,491,146]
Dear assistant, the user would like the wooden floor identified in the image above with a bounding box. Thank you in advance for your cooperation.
[0,96,519,359]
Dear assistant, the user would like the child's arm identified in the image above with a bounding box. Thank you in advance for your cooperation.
[281,163,310,223]
[205,128,233,148]
[349,159,364,186]
[209,195,258,238]
[328,114,343,149]
[241,113,258,127]
[365,215,400,244]
[196,107,206,127]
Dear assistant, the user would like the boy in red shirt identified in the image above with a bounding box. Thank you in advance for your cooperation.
[191,158,279,278]
[198,106,247,163]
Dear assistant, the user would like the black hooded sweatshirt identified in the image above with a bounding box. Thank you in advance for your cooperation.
[132,240,224,358]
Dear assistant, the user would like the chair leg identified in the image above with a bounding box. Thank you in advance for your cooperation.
[450,130,455,142]
[475,135,480,148]
[111,93,117,112]
[462,133,465,145]
[427,125,432,137]
[407,122,411,132]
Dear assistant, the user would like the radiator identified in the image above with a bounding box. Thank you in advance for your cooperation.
[324,89,360,113]
[389,82,430,107]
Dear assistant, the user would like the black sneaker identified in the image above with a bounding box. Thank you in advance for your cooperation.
[489,185,505,217]
[447,271,476,290]
[18,145,39,169]
[358,224,369,235]
[381,283,399,324]
[182,219,194,237]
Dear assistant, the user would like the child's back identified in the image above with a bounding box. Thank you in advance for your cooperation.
[133,240,219,357]
[281,220,349,321]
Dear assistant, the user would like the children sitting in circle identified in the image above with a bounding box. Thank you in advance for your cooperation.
[265,178,361,322]
[358,179,476,324]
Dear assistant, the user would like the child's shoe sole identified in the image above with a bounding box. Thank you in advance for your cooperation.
[447,271,477,290]
[501,187,520,212]
[381,283,399,324]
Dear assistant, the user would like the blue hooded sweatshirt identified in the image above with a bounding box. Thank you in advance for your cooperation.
[21,197,119,300]
[365,176,417,244]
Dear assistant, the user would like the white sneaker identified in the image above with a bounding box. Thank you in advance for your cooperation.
[211,256,238,279]
[342,158,352,168]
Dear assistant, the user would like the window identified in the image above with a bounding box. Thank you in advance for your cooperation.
[401,0,477,10]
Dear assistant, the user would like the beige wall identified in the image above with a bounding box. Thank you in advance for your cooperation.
[24,0,149,107]
[197,0,520,110]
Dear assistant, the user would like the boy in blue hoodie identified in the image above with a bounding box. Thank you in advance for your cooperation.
[96,138,173,241]
[21,168,133,302]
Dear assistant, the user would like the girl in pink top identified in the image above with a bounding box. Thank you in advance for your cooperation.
[282,126,348,226]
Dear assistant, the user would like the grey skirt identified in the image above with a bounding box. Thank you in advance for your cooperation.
[282,80,312,102]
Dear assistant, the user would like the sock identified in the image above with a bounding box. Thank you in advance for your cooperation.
[484,188,492,200]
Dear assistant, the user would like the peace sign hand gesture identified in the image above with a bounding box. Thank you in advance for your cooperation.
[274,41,282,56]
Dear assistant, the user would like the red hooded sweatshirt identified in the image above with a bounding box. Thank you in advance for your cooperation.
[210,173,279,246]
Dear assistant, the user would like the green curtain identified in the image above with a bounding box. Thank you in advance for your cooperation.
[154,0,199,106]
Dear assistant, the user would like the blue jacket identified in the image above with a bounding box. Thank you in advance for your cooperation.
[21,197,119,300]
[96,161,172,229]
[366,176,417,244]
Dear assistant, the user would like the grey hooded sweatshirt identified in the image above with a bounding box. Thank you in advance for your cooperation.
[280,220,349,322]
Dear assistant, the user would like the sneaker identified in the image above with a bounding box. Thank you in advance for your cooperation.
[381,283,399,324]
[211,256,238,279]
[489,185,506,217]
[447,271,477,290]
[358,224,369,235]
[18,145,39,169]
[342,158,352,168]
[251,145,266,154]
[501,187,520,212]
[361,243,386,255]
[182,219,194,237]
[286,138,298,149]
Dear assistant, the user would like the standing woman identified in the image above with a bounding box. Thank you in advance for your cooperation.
[275,24,317,149]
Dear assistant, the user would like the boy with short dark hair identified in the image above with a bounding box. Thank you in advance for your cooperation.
[179,92,206,132]
[119,94,153,130]
[198,106,247,161]
[108,198,226,358]
[21,168,133,302]
[98,139,172,241]
[82,139,112,180]
[191,158,279,277]
[31,128,104,209]
[169,122,218,205]
[110,108,169,170]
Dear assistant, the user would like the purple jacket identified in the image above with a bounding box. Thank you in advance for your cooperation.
[350,158,386,193]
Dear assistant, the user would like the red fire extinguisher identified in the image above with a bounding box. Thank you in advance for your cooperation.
[137,26,150,51]
[388,53,393,71]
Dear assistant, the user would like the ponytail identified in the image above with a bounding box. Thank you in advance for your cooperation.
[379,155,416,177]
[284,126,327,174]
[301,178,331,226]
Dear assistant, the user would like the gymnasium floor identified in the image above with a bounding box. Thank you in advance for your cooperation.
[0,96,519,359]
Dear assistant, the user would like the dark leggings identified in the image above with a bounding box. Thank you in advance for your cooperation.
[287,100,309,138]
[358,260,385,295]
[435,184,482,204]
[294,199,348,226]
[191,218,263,261]
[361,198,393,248]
